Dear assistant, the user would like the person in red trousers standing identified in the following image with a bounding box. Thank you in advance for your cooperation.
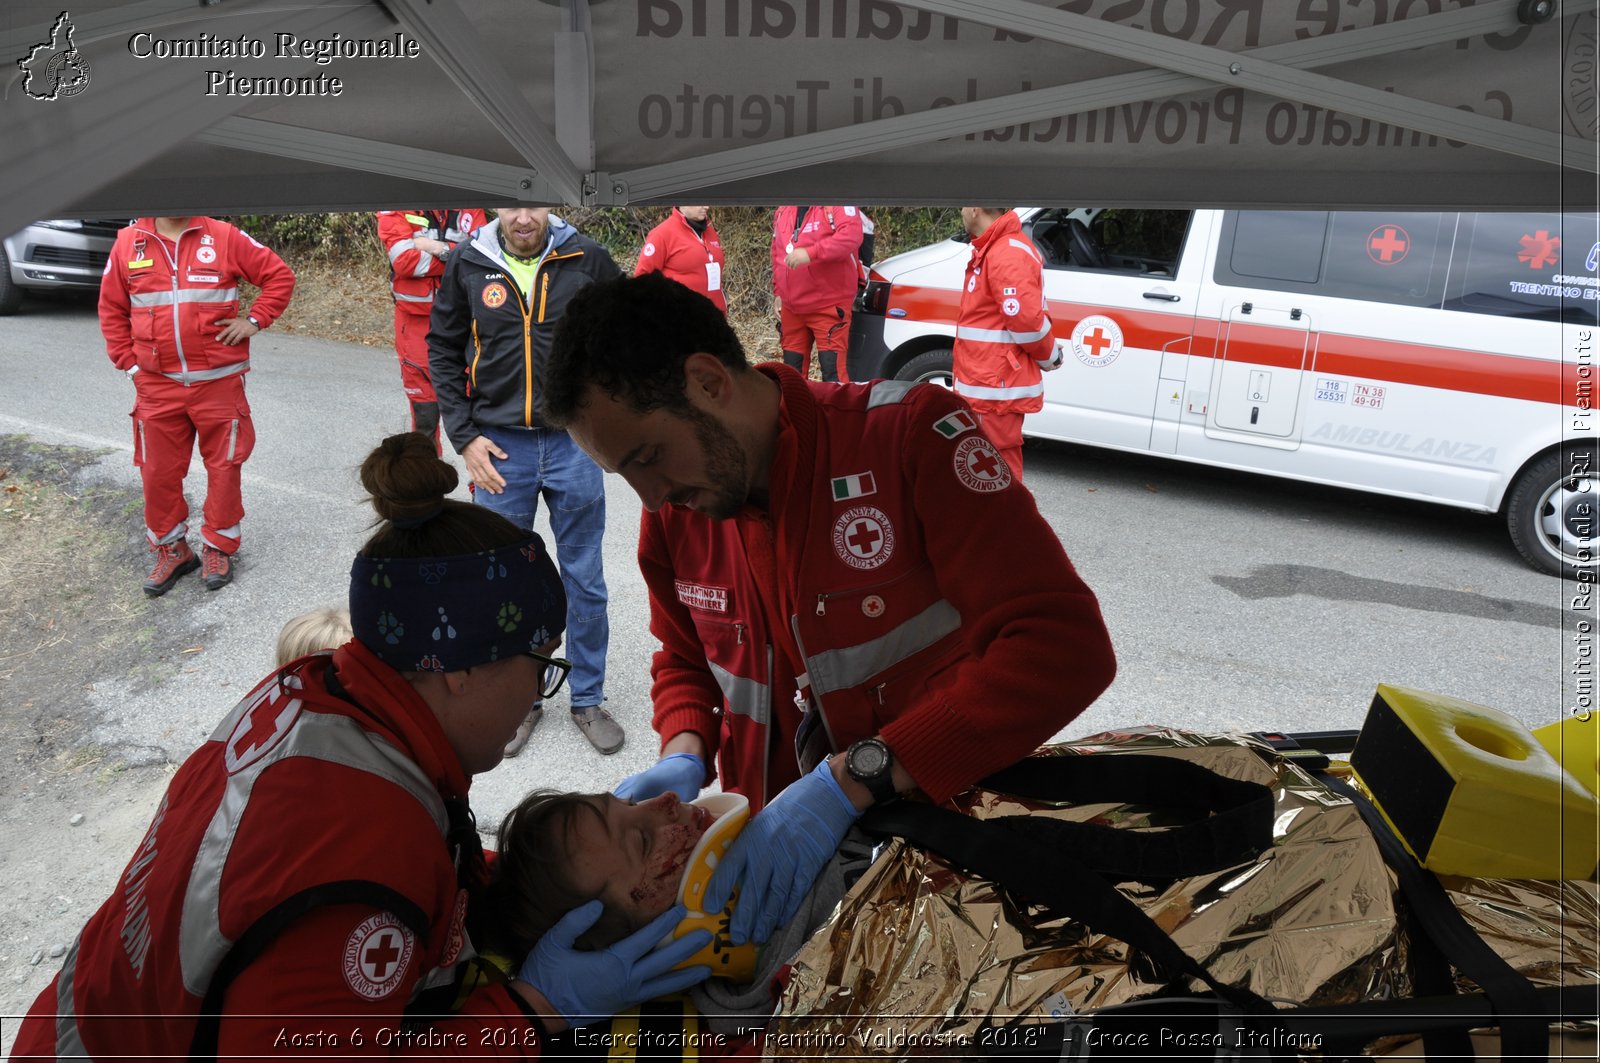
[99,215,295,595]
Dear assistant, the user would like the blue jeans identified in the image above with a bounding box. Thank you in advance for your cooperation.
[475,426,608,708]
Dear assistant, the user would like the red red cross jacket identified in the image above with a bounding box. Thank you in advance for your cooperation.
[379,209,487,314]
[634,209,727,313]
[639,364,1115,810]
[769,206,864,314]
[952,210,1060,415]
[99,217,295,384]
[11,641,542,1061]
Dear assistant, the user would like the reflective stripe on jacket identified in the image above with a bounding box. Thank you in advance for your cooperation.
[11,643,538,1060]
[379,209,486,313]
[99,217,295,384]
[952,210,1055,414]
[642,364,1117,808]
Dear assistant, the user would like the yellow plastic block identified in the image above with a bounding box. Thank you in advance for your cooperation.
[1350,684,1600,880]
[1533,715,1600,798]
[670,792,759,979]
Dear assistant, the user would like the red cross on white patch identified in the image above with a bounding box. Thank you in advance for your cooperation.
[223,677,304,773]
[832,505,895,571]
[343,912,416,1000]
[1070,315,1123,368]
[953,436,1013,494]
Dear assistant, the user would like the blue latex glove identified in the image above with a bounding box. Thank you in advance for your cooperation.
[613,752,704,802]
[519,901,711,1027]
[703,759,862,946]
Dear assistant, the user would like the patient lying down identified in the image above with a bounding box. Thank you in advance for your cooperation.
[483,790,871,1033]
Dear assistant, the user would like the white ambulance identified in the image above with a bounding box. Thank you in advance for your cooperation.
[848,208,1600,577]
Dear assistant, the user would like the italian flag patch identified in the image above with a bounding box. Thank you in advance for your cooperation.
[932,410,978,438]
[831,471,877,500]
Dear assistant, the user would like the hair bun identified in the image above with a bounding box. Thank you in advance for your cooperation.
[359,432,459,525]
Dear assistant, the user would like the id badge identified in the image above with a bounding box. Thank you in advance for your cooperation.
[705,261,722,291]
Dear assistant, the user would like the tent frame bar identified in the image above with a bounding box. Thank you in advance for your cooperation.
[380,0,587,203]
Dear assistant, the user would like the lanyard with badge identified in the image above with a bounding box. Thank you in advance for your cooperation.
[686,212,722,292]
[786,205,813,256]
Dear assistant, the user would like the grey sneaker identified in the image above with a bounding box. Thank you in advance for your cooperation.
[503,704,543,758]
[571,705,624,754]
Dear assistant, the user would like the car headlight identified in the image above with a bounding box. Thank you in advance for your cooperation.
[34,219,84,231]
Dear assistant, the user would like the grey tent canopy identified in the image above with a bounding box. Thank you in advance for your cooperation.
[0,0,1594,237]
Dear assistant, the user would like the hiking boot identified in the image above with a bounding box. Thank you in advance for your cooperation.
[144,540,199,597]
[571,705,625,755]
[200,546,233,591]
[504,704,543,758]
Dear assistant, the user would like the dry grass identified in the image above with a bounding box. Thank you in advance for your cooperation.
[0,460,142,686]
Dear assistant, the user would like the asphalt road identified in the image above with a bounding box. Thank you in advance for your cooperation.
[0,296,1574,830]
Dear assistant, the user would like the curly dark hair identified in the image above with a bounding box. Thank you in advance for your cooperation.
[542,273,748,427]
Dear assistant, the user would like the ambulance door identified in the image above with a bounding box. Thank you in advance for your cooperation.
[1200,212,1323,450]
[1026,209,1204,451]
[1207,302,1314,445]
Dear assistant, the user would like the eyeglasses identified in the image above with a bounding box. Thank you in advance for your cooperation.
[523,650,572,700]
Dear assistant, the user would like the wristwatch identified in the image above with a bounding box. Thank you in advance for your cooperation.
[844,737,898,805]
[246,314,262,329]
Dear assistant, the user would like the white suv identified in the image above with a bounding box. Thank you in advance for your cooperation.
[0,219,122,315]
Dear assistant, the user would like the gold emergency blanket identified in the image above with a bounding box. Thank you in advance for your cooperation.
[768,728,1599,1059]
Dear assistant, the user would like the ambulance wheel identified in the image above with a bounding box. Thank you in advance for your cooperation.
[1506,447,1599,578]
[0,247,22,316]
[895,348,953,388]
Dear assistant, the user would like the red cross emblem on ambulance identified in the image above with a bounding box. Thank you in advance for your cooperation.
[1070,315,1123,368]
[1367,225,1410,265]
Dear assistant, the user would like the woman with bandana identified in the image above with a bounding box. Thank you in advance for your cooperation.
[11,433,710,1061]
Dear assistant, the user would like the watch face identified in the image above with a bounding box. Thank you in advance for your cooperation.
[851,741,889,777]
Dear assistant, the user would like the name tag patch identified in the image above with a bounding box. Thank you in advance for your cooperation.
[675,580,729,613]
[187,273,221,284]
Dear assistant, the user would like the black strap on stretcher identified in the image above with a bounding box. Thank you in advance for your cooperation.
[862,748,1567,1062]
[1317,773,1548,1063]
[861,754,1282,1027]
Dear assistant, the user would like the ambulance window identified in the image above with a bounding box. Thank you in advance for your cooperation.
[1318,213,1451,308]
[1445,213,1600,326]
[1221,212,1327,285]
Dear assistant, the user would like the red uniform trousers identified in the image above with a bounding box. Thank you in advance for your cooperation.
[394,308,436,405]
[131,373,255,554]
[394,308,447,449]
[976,409,1026,479]
[779,304,852,379]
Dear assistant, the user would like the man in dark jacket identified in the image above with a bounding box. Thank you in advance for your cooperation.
[429,207,625,757]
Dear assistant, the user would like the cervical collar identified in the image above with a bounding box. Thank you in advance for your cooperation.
[669,792,759,979]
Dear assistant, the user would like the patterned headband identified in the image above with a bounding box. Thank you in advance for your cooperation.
[348,532,566,673]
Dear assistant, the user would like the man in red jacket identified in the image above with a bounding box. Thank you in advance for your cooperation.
[634,206,726,314]
[377,209,486,449]
[953,207,1064,478]
[544,273,1115,949]
[99,215,296,595]
[770,205,863,382]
